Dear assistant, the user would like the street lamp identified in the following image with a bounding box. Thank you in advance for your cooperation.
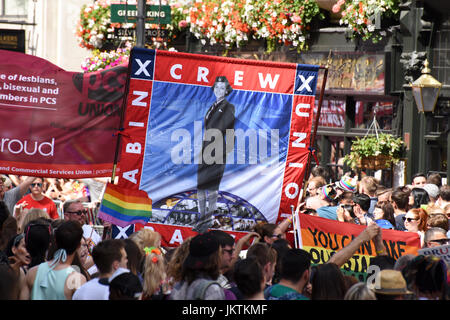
[411,59,442,113]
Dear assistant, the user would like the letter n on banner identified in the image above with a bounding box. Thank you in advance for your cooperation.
[118,50,155,190]
[277,65,318,224]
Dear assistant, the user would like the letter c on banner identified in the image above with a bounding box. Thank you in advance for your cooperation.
[170,64,182,80]
[285,182,299,199]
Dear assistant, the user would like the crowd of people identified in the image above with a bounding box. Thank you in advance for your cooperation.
[0,168,449,300]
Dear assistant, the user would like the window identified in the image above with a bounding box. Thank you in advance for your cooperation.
[1,0,28,17]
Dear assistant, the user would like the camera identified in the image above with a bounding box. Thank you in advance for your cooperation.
[340,204,355,219]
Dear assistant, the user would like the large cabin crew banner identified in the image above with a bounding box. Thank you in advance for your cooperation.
[118,47,318,239]
[0,50,126,178]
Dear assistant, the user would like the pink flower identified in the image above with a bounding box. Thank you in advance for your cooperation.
[291,15,302,23]
[179,20,188,28]
[332,4,341,13]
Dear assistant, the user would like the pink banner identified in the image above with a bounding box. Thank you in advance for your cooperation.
[0,50,126,178]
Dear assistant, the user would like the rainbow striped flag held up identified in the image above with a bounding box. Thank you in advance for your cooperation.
[98,183,152,227]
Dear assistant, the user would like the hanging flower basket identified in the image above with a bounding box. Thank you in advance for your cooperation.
[344,133,404,170]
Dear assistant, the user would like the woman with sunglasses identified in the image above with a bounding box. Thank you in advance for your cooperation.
[404,208,428,247]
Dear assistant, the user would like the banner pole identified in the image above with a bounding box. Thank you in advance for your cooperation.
[110,59,133,184]
[295,63,329,213]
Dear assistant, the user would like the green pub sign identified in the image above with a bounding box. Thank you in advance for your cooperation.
[110,4,171,24]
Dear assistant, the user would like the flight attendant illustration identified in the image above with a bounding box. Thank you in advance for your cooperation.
[193,76,235,233]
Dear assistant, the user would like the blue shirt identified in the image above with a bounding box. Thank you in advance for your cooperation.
[317,206,338,220]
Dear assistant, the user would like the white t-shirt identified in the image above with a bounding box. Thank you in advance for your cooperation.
[72,278,109,300]
[72,268,129,300]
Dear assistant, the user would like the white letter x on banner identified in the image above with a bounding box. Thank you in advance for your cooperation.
[297,75,314,92]
[115,225,131,239]
[135,59,151,77]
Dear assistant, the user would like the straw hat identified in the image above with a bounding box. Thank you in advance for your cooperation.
[367,270,413,295]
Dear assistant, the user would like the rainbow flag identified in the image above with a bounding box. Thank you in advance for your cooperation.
[98,183,152,227]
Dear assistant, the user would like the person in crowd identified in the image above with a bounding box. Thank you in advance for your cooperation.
[63,199,101,252]
[358,176,378,215]
[344,282,376,300]
[23,218,52,269]
[207,230,235,290]
[368,269,413,300]
[426,213,448,232]
[422,227,450,248]
[423,183,440,204]
[5,233,31,298]
[16,177,58,220]
[335,175,358,194]
[123,238,143,281]
[246,242,277,288]
[0,175,37,215]
[270,238,291,284]
[129,228,161,256]
[402,255,448,300]
[436,185,450,209]
[233,257,266,300]
[376,187,392,204]
[410,187,431,209]
[390,188,410,231]
[404,208,428,247]
[109,272,143,300]
[411,172,427,188]
[310,263,347,300]
[426,172,442,188]
[18,208,50,234]
[352,193,374,226]
[21,220,86,300]
[0,175,13,192]
[232,230,260,261]
[169,233,225,300]
[166,237,192,287]
[394,254,416,273]
[264,248,311,300]
[309,165,330,183]
[141,246,169,300]
[306,176,327,197]
[77,236,95,277]
[316,185,339,220]
[373,202,395,229]
[6,233,31,268]
[72,239,129,300]
[253,223,280,245]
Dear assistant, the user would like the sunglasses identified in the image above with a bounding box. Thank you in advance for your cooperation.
[430,238,450,245]
[403,217,419,222]
[66,210,87,216]
[30,183,42,188]
[271,234,283,239]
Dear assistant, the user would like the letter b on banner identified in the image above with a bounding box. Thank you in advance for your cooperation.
[126,142,141,154]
